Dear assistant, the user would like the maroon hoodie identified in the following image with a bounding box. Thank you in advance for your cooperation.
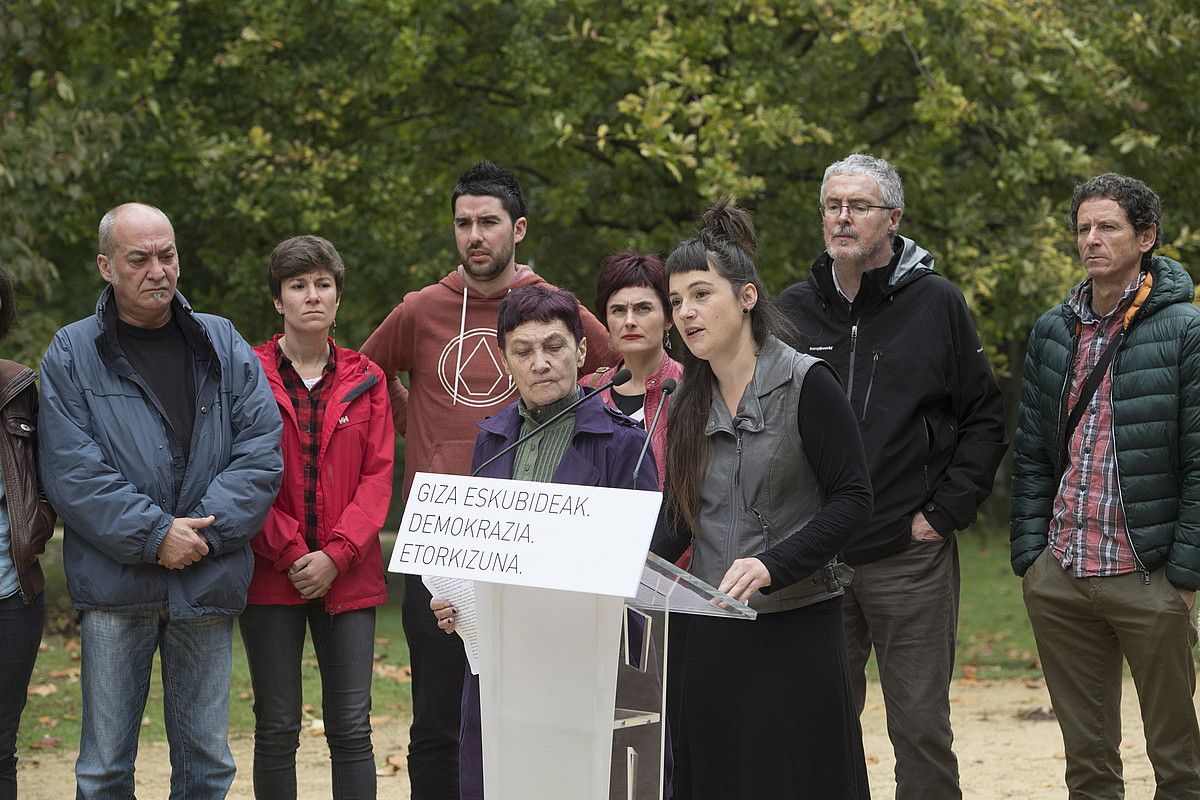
[360,265,617,500]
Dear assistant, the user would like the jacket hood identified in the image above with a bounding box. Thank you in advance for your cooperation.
[434,265,547,407]
[93,285,195,328]
[0,359,34,393]
[809,235,935,302]
[886,236,936,290]
[92,285,217,378]
[1060,255,1194,325]
[437,264,544,299]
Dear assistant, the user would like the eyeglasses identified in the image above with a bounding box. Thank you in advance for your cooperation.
[820,202,895,219]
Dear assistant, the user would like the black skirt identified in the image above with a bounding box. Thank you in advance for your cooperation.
[672,596,870,800]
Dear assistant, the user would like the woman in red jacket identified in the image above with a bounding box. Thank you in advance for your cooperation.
[241,236,393,800]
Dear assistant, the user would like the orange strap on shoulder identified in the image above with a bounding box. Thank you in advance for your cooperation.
[583,366,609,389]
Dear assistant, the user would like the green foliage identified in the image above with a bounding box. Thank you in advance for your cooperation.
[2,0,1198,374]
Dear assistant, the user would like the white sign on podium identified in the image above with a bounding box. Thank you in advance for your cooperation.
[388,472,662,596]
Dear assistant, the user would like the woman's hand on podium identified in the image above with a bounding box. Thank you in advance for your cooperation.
[717,557,771,604]
[430,597,458,634]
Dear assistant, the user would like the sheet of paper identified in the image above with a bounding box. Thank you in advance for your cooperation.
[422,575,481,675]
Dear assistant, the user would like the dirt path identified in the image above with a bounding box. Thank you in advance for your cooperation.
[16,675,1191,798]
[862,675,1175,799]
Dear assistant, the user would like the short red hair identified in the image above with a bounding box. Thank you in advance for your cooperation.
[594,251,668,321]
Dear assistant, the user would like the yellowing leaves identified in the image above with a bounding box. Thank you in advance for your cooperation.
[374,663,412,683]
[248,125,273,153]
[376,753,407,777]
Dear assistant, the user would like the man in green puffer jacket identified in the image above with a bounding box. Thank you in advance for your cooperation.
[1012,173,1200,799]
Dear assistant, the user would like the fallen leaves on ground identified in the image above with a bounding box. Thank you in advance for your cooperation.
[373,663,412,682]
[376,753,406,777]
[27,683,57,697]
[31,736,61,750]
[1014,706,1056,722]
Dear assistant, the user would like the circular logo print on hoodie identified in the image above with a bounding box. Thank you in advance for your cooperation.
[438,327,517,408]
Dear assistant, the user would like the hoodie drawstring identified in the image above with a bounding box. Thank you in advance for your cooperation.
[452,285,468,406]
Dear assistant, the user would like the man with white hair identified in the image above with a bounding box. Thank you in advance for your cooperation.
[779,154,1006,800]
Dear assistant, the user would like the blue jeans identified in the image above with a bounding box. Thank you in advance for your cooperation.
[75,609,235,800]
[239,603,376,800]
[0,592,44,800]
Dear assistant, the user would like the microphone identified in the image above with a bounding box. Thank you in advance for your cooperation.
[631,378,677,488]
[472,367,632,476]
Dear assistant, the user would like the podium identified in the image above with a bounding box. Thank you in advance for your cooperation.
[474,554,754,799]
[389,473,754,799]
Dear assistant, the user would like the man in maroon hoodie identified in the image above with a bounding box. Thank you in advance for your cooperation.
[360,160,615,799]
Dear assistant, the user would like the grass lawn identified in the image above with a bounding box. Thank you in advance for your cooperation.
[20,524,1041,751]
[954,526,1041,680]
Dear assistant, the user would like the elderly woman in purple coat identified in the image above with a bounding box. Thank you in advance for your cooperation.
[430,284,661,799]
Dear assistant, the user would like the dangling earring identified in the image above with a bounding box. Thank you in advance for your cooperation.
[663,331,672,350]
[332,316,338,332]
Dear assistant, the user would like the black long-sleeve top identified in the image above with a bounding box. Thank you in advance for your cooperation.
[652,364,872,591]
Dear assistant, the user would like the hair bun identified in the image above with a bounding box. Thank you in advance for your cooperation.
[700,195,757,259]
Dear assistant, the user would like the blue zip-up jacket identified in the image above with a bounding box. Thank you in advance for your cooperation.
[38,287,283,618]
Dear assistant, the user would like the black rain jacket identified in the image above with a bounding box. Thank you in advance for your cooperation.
[779,236,1007,565]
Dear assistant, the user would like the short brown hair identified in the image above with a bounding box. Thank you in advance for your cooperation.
[1070,173,1162,255]
[267,235,345,299]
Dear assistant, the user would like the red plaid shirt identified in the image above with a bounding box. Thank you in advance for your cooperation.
[1048,272,1147,577]
[276,341,337,550]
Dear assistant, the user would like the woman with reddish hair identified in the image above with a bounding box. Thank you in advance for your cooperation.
[582,252,683,490]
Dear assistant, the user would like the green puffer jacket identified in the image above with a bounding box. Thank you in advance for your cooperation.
[1011,255,1200,590]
